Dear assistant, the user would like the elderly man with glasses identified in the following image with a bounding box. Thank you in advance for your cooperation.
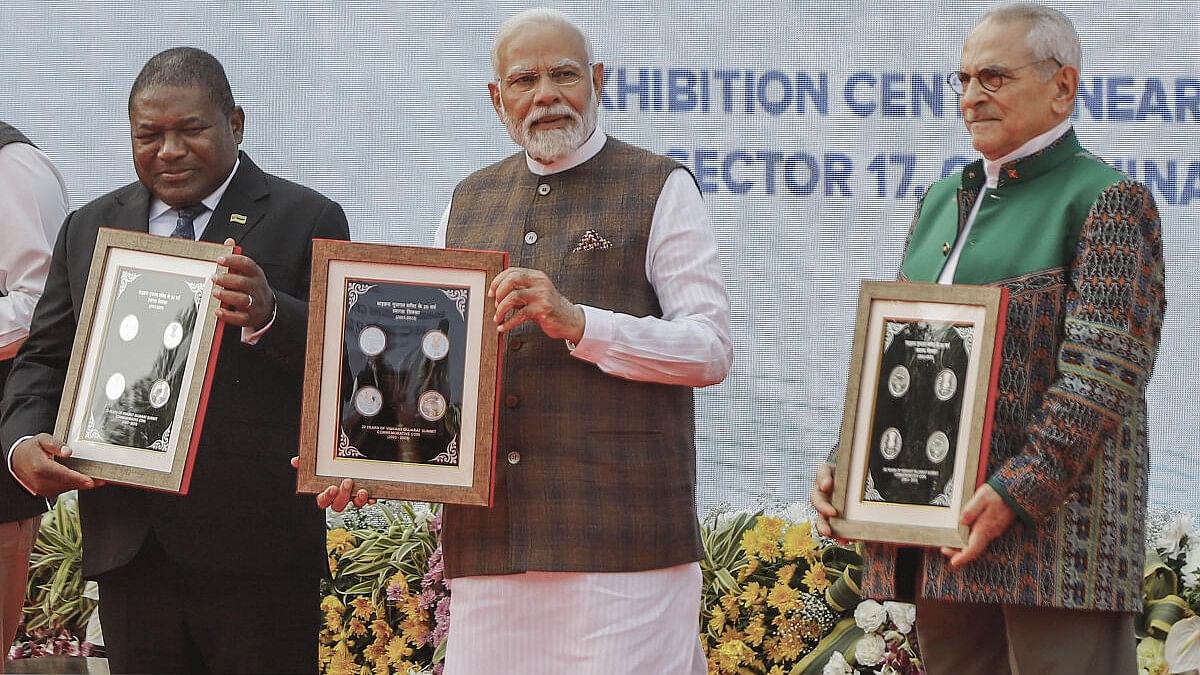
[812,4,1165,673]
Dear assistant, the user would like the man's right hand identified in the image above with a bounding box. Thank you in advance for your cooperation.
[11,434,103,496]
[811,462,839,537]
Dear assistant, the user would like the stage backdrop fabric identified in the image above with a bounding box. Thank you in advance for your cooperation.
[2,0,1196,519]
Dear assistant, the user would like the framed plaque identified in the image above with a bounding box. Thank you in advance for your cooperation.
[296,240,506,506]
[831,280,1008,548]
[55,228,234,494]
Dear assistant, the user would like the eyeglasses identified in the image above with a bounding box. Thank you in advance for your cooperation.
[947,58,1061,94]
[502,65,589,94]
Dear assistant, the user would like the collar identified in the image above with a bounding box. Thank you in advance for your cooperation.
[525,127,606,176]
[148,156,242,221]
[961,122,1079,191]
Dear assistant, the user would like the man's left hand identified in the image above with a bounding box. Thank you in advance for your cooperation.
[490,267,584,342]
[940,483,1016,568]
[212,237,274,331]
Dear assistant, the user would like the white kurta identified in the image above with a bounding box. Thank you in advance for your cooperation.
[436,128,731,674]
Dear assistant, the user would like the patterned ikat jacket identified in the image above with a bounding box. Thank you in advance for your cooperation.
[860,130,1166,611]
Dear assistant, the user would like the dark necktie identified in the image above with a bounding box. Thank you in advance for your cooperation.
[171,205,207,240]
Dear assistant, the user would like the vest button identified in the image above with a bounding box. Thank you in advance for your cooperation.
[507,450,521,465]
[537,183,551,196]
[524,231,538,245]
[509,338,523,351]
[504,394,519,408]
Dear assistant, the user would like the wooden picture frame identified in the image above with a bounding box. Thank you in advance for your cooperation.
[296,240,506,506]
[55,228,233,494]
[831,280,1008,548]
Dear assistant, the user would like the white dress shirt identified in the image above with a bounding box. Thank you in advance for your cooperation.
[436,128,734,386]
[939,118,1073,283]
[0,142,68,360]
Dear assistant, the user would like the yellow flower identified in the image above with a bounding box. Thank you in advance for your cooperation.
[327,642,356,675]
[745,614,767,647]
[715,638,754,671]
[768,666,786,675]
[363,638,388,665]
[351,596,375,620]
[372,661,391,675]
[738,581,766,608]
[317,643,334,666]
[386,635,414,665]
[782,523,818,561]
[769,613,808,661]
[400,615,429,645]
[327,528,357,555]
[741,518,784,562]
[767,581,800,611]
[323,611,343,634]
[776,563,797,586]
[371,618,393,640]
[321,595,346,614]
[802,563,831,593]
[349,617,368,637]
[737,556,760,582]
[708,606,727,634]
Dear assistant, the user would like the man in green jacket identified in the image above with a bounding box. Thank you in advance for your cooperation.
[813,4,1166,673]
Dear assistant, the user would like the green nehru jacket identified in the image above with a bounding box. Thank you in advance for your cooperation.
[902,129,1125,285]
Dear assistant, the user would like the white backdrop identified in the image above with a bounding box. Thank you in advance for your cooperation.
[2,1,1196,518]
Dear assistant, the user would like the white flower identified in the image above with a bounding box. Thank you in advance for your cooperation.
[1165,616,1200,672]
[1156,514,1196,558]
[823,650,855,675]
[854,632,887,667]
[855,599,888,633]
[1181,540,1200,589]
[883,600,916,634]
[777,501,813,526]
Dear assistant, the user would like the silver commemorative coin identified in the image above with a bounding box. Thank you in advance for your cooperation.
[926,430,950,463]
[879,427,903,460]
[163,321,184,350]
[422,330,450,361]
[934,368,958,401]
[119,314,139,342]
[149,379,171,409]
[359,325,386,357]
[418,390,447,421]
[887,365,910,397]
[105,372,126,401]
[354,386,384,417]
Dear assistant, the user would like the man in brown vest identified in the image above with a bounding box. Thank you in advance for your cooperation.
[320,8,732,673]
[0,120,67,670]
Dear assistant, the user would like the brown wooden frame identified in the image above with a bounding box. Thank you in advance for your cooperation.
[831,280,1008,548]
[56,228,233,494]
[296,240,505,505]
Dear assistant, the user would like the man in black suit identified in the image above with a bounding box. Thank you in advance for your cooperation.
[0,47,348,674]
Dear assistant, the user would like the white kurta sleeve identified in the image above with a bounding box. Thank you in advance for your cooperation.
[568,168,732,387]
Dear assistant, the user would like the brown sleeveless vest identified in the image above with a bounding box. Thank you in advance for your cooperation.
[442,137,703,577]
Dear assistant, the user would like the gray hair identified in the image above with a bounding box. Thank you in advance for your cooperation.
[978,3,1081,72]
[490,8,594,80]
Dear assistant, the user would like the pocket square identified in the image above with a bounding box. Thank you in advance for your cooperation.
[572,229,613,252]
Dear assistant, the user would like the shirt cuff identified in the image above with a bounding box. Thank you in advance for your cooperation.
[566,305,612,363]
[241,293,278,345]
[7,435,40,496]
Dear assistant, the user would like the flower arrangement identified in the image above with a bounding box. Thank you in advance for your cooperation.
[698,505,924,674]
[1139,512,1200,675]
[9,492,101,662]
[320,501,447,675]
[822,600,923,675]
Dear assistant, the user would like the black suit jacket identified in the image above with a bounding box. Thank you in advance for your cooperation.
[0,153,349,578]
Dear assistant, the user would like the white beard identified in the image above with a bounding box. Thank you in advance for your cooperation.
[501,95,598,164]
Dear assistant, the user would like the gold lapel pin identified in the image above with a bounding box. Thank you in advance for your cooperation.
[942,242,951,256]
[230,213,247,225]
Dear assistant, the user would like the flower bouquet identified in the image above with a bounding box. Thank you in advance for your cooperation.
[1139,513,1200,675]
